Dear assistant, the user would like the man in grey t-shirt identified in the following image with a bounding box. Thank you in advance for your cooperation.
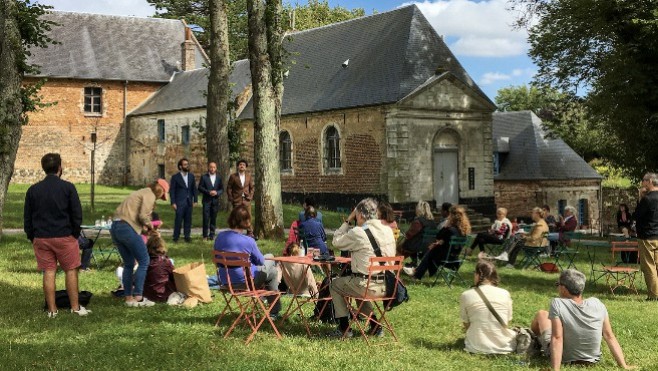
[530,269,633,370]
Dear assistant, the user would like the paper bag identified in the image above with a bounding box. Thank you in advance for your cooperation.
[173,262,213,303]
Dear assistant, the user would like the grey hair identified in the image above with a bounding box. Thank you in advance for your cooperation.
[559,269,586,296]
[644,172,658,186]
[564,205,577,216]
[355,198,379,220]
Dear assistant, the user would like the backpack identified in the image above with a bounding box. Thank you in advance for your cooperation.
[43,290,93,310]
[313,276,335,323]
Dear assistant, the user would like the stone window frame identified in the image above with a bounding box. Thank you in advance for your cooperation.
[279,130,293,174]
[181,125,190,145]
[157,119,166,143]
[83,86,103,116]
[321,124,343,175]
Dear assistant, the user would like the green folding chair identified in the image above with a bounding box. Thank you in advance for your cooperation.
[519,232,550,270]
[432,236,469,288]
[553,231,580,270]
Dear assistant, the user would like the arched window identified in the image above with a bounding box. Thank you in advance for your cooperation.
[325,126,341,169]
[279,130,292,171]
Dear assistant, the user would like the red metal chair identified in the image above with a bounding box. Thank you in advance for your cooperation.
[600,241,640,295]
[342,255,404,345]
[212,250,282,345]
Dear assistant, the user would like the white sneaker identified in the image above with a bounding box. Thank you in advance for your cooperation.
[132,297,156,307]
[402,267,416,276]
[477,251,489,260]
[504,264,515,269]
[71,306,91,316]
[539,253,549,258]
[47,310,58,318]
[495,252,509,262]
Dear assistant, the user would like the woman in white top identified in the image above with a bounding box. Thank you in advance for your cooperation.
[460,260,516,354]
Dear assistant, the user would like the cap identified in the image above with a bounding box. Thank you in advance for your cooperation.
[156,178,169,201]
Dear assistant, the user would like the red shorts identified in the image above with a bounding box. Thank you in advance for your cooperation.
[33,236,81,271]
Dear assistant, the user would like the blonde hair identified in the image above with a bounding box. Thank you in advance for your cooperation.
[532,207,546,219]
[287,242,302,257]
[146,234,167,256]
[415,201,434,220]
[449,206,471,236]
[496,207,508,217]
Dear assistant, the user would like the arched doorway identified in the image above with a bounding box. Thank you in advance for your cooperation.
[433,129,460,205]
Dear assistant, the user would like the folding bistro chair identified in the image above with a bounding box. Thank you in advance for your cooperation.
[553,231,580,270]
[343,256,404,345]
[212,251,282,345]
[485,227,512,257]
[417,228,440,262]
[600,241,640,295]
[212,251,249,326]
[519,232,550,270]
[432,236,469,288]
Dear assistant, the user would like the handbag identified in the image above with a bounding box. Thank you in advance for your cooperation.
[173,262,213,304]
[364,229,409,310]
[473,286,536,354]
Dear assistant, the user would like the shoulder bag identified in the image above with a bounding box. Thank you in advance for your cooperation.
[473,286,536,354]
[364,229,409,310]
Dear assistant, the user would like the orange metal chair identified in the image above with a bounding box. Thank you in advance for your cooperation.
[600,241,640,295]
[212,250,282,345]
[342,255,404,345]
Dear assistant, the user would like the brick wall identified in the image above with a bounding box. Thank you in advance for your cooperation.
[14,78,164,185]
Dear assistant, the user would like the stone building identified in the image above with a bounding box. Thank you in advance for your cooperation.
[493,111,603,228]
[127,5,498,213]
[16,11,207,184]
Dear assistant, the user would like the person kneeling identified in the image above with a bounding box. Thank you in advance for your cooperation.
[531,269,634,370]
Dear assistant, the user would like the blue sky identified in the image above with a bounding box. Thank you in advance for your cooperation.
[37,0,536,101]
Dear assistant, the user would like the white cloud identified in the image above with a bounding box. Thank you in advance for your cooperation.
[480,72,511,85]
[401,0,529,57]
[36,0,155,17]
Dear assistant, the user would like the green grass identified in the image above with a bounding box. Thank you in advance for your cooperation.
[1,185,654,370]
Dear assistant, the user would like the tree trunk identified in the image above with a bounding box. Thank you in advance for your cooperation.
[246,0,284,238]
[206,0,232,210]
[0,0,24,239]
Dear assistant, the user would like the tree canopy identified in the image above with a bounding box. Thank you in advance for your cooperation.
[510,0,658,178]
[147,0,365,60]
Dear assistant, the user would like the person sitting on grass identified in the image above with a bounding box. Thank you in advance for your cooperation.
[214,205,281,319]
[299,206,328,254]
[493,207,549,268]
[531,269,634,370]
[460,260,516,354]
[467,207,512,258]
[403,206,471,279]
[143,234,177,302]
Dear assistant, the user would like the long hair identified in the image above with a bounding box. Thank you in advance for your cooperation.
[449,206,471,236]
[377,201,396,223]
[474,260,499,287]
[146,234,167,256]
[415,201,433,220]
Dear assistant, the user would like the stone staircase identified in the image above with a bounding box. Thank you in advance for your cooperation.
[464,207,492,233]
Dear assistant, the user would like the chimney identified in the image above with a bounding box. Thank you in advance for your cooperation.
[181,27,196,71]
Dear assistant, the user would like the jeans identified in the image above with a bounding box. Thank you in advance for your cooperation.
[253,255,281,315]
[202,199,219,238]
[110,221,150,297]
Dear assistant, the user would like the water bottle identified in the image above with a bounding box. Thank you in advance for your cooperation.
[100,215,106,227]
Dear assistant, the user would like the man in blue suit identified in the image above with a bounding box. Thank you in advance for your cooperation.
[169,158,197,242]
[198,161,223,241]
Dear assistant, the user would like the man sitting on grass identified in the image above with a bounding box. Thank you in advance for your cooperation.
[531,269,634,370]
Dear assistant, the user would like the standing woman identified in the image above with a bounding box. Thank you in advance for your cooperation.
[111,179,169,307]
[460,260,516,354]
[616,203,633,237]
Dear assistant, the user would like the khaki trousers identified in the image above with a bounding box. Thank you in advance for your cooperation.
[329,275,385,318]
[639,239,658,298]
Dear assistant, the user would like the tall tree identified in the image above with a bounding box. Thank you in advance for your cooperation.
[509,0,658,178]
[206,0,231,209]
[0,0,55,238]
[246,0,284,238]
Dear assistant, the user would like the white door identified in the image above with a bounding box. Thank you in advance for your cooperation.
[434,150,459,204]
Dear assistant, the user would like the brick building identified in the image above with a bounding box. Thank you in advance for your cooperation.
[16,11,207,185]
[128,5,498,213]
[493,111,603,228]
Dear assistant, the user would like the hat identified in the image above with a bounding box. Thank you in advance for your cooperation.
[156,178,169,201]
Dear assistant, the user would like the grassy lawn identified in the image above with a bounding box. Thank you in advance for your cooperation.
[2,185,656,370]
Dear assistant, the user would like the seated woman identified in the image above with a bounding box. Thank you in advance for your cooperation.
[299,206,328,254]
[143,234,177,302]
[403,206,471,279]
[548,205,578,244]
[214,205,281,317]
[398,201,437,267]
[467,208,512,258]
[460,260,516,354]
[278,242,317,297]
[494,207,549,268]
[377,201,399,240]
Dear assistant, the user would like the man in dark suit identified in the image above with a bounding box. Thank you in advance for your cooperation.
[198,161,223,241]
[169,158,197,242]
[227,159,254,208]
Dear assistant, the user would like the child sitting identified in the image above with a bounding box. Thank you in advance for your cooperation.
[278,243,317,297]
[143,233,177,302]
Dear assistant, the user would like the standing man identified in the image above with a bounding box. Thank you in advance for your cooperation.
[169,158,197,243]
[634,172,658,301]
[227,159,254,208]
[24,153,90,317]
[198,161,223,241]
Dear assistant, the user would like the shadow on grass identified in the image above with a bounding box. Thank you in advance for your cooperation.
[409,337,464,351]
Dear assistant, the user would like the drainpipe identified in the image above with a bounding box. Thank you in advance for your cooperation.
[123,80,129,186]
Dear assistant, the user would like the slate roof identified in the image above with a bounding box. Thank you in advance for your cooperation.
[493,111,602,180]
[27,11,206,82]
[129,59,252,116]
[238,4,489,119]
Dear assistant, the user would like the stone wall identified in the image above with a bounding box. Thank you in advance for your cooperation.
[15,78,164,185]
[494,178,602,229]
[128,108,208,186]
